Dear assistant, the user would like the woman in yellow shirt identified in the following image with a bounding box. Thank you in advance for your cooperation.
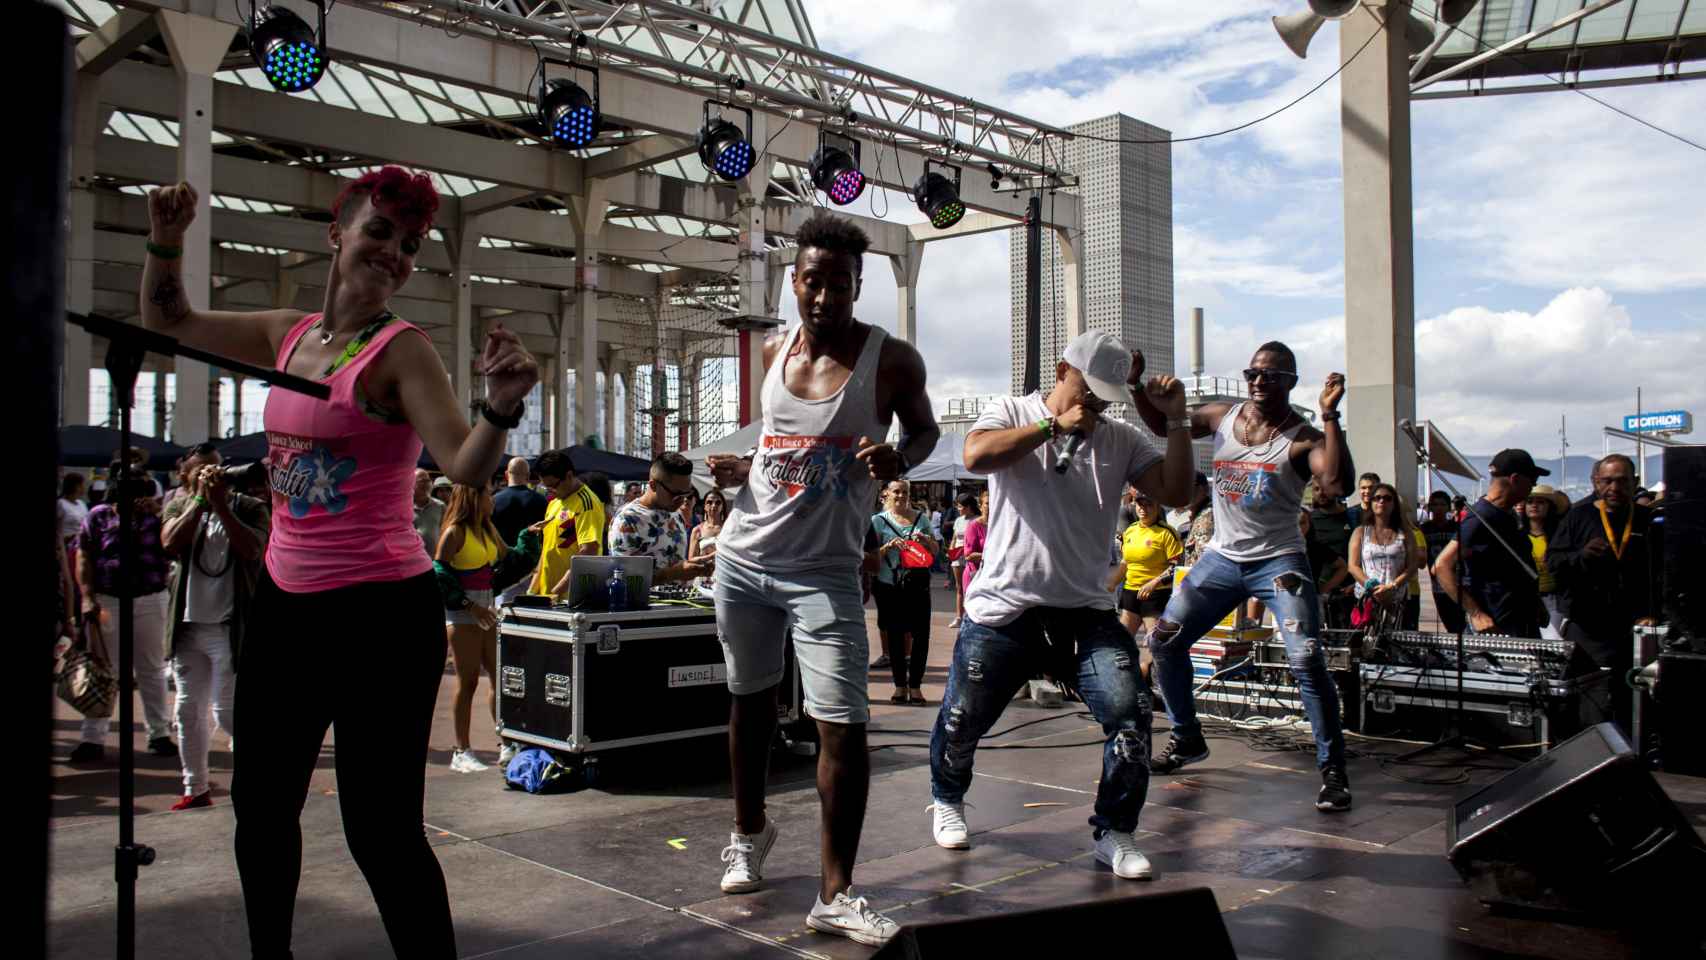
[436,482,509,773]
[1107,492,1184,639]
[1525,484,1568,634]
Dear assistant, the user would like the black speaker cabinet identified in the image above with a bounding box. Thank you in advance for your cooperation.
[1447,723,1706,923]
[1663,445,1706,646]
[870,887,1234,959]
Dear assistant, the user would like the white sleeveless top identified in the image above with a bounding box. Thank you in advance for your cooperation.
[716,323,888,575]
[1358,527,1409,587]
[1207,402,1310,562]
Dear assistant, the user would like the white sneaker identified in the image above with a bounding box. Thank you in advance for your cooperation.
[927,801,971,849]
[806,888,899,946]
[718,817,778,893]
[1093,830,1155,880]
[449,749,489,773]
[498,741,519,766]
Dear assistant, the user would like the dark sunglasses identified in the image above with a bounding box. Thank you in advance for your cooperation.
[650,478,693,501]
[1372,495,1395,503]
[1242,367,1298,386]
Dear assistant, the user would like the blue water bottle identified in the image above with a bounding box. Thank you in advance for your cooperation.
[606,562,627,612]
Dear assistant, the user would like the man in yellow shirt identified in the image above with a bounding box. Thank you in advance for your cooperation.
[527,449,606,597]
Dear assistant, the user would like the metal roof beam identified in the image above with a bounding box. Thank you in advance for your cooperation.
[101,58,586,193]
[76,8,160,75]
[586,135,699,179]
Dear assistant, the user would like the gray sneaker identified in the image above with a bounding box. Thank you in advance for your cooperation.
[718,817,778,894]
[806,888,899,946]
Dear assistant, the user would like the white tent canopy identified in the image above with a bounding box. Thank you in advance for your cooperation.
[681,422,761,494]
[904,432,980,482]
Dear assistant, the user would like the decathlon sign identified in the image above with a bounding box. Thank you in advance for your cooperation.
[1623,410,1693,435]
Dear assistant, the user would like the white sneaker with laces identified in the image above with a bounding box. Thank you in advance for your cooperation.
[1093,830,1154,880]
[927,801,971,849]
[449,749,489,774]
[806,888,899,946]
[498,741,519,766]
[718,817,778,894]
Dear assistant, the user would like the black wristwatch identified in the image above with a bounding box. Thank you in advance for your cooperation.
[479,399,525,430]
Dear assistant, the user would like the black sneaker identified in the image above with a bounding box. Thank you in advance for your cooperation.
[1316,765,1352,812]
[870,654,891,671]
[68,742,104,764]
[147,736,177,757]
[1150,732,1209,774]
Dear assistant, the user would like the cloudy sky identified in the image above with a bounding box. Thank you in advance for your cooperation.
[782,0,1706,457]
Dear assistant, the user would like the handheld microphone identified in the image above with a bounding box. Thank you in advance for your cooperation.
[1054,431,1085,474]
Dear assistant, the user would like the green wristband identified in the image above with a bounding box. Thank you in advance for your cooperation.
[191,494,207,507]
[146,240,184,259]
[1036,417,1054,438]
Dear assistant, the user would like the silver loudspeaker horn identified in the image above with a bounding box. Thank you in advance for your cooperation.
[1272,10,1327,60]
[1272,1,1358,60]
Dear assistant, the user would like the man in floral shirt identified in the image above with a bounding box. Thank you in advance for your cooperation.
[606,452,714,584]
[72,465,175,763]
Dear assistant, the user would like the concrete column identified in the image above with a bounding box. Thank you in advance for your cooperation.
[602,350,619,450]
[682,351,700,450]
[623,363,639,457]
[231,373,244,435]
[445,217,482,423]
[1051,225,1086,339]
[1340,0,1418,500]
[889,239,925,344]
[568,182,609,449]
[157,10,236,443]
[554,293,573,449]
[63,74,105,427]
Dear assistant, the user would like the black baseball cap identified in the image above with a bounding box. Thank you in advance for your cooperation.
[1489,448,1550,479]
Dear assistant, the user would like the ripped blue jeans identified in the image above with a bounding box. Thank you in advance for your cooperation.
[1150,550,1345,769]
[930,607,1151,835]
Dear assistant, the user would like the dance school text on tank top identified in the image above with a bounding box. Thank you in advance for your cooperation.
[716,323,888,575]
[1206,402,1310,562]
[263,313,434,593]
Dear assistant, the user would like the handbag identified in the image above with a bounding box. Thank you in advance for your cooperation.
[56,624,117,720]
[899,540,934,569]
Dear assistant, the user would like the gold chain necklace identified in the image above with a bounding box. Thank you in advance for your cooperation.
[1237,408,1293,455]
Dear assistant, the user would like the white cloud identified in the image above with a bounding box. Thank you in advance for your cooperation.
[1413,288,1706,453]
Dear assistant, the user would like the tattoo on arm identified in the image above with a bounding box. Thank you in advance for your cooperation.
[150,273,190,322]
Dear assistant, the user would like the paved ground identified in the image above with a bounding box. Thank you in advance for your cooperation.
[47,589,1696,958]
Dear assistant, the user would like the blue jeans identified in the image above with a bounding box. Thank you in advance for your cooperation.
[1150,550,1345,769]
[929,607,1151,835]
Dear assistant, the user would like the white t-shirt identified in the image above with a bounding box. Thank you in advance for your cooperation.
[962,394,1165,626]
[184,513,237,624]
[58,498,90,541]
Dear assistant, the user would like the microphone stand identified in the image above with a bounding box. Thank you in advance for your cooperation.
[1390,422,1501,765]
[67,312,328,960]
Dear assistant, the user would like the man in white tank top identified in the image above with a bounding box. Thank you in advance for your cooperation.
[1131,342,1359,813]
[704,213,939,947]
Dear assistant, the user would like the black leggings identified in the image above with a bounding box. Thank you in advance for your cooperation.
[873,575,932,688]
[233,569,454,959]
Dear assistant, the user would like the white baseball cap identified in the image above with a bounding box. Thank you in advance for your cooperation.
[1061,331,1131,404]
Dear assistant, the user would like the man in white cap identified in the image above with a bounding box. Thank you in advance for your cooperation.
[925,330,1193,880]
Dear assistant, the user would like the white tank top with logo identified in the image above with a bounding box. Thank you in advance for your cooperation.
[1207,402,1310,562]
[716,323,888,575]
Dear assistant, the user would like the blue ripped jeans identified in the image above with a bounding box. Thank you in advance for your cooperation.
[1150,550,1346,769]
[930,607,1151,835]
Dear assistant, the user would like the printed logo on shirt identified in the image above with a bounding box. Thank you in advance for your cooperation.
[1214,459,1280,508]
[758,434,855,500]
[269,443,358,518]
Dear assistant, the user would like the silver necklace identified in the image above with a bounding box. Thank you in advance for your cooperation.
[1238,408,1294,456]
[315,318,336,345]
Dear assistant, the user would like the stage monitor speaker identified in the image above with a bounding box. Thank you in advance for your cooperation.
[1447,723,1706,924]
[870,887,1234,959]
[1662,445,1706,646]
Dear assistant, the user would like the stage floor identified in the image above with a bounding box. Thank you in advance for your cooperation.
[47,602,1706,959]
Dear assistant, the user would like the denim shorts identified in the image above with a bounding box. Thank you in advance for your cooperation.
[445,589,493,626]
[714,553,870,725]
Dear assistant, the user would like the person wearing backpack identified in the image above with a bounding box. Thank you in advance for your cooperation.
[871,479,938,705]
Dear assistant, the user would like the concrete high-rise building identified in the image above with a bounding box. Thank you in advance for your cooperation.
[1009,114,1173,397]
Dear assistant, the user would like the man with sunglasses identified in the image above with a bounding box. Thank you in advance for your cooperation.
[1131,341,1357,812]
[606,451,714,584]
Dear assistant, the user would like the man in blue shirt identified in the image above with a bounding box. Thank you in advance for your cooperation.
[1432,449,1545,638]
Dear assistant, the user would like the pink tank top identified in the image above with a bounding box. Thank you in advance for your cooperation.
[263,313,432,593]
